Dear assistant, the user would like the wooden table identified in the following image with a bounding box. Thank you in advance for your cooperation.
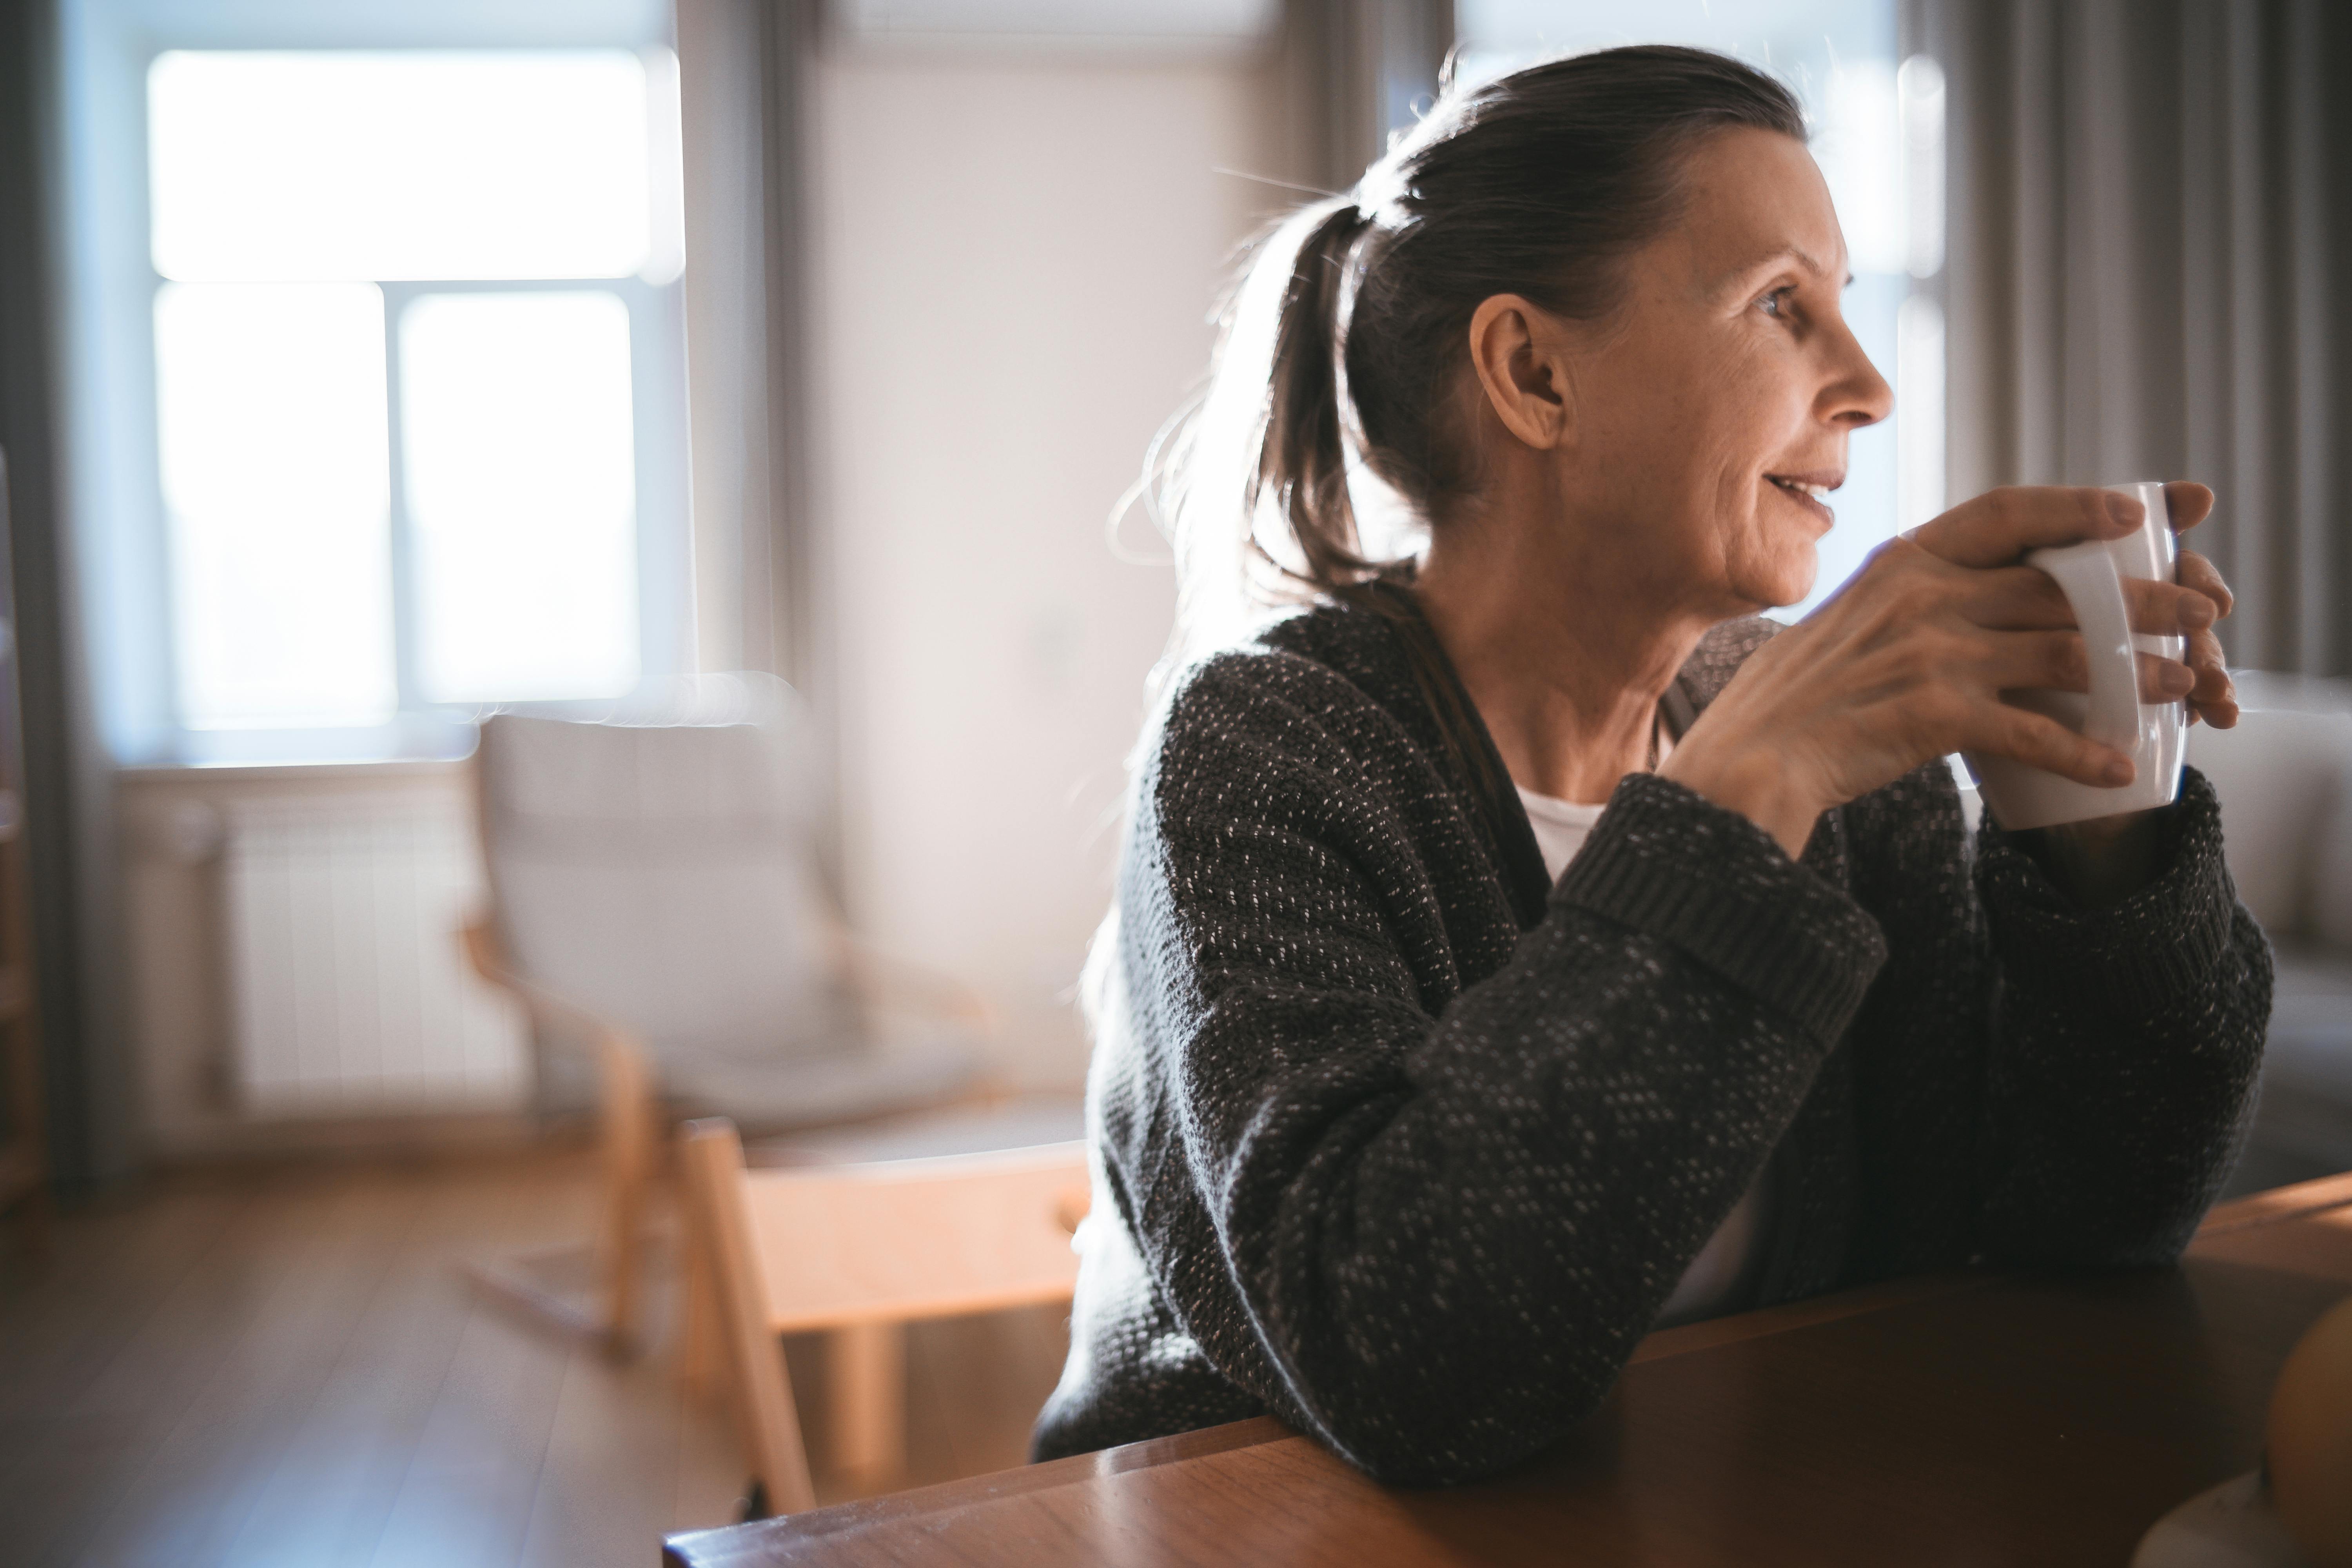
[667,1172,2352,1567]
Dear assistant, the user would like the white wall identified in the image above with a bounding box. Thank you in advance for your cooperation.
[809,51,1280,1088]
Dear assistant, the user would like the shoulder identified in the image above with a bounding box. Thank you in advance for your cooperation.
[1141,603,1452,837]
[1156,599,1420,753]
[1149,644,1400,807]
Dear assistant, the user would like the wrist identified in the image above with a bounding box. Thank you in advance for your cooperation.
[1657,741,1822,860]
[2021,809,2162,908]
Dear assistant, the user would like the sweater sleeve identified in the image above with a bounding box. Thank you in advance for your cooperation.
[1966,767,2273,1265]
[1106,660,1886,1485]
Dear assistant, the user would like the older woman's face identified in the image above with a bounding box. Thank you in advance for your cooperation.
[1568,127,1892,614]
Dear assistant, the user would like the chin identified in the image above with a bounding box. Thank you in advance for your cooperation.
[1726,550,1818,614]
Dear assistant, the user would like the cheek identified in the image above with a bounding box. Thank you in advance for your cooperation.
[1574,329,1813,593]
[1711,393,1826,603]
[1720,496,1824,608]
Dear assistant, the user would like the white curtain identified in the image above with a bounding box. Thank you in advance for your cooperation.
[1927,0,2352,674]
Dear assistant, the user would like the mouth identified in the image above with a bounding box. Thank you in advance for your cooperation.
[1764,470,1841,528]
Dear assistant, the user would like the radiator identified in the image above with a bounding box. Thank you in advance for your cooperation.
[220,796,528,1118]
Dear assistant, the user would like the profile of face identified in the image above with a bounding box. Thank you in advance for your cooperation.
[1469,127,1894,620]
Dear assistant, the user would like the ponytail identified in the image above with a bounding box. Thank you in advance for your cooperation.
[1139,196,1378,686]
[1256,201,1377,595]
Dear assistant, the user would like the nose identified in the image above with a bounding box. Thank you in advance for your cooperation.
[1820,312,1893,430]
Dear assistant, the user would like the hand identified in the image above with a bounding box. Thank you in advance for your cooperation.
[2150,481,2238,730]
[1661,486,2225,859]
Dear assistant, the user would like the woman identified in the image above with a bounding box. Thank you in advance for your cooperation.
[1033,46,2270,1486]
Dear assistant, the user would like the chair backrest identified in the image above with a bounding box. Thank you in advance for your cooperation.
[697,1124,1091,1334]
[475,697,861,1065]
[2187,700,2352,948]
[681,1117,1089,1513]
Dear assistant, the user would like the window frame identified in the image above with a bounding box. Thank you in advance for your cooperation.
[60,0,689,767]
[376,274,691,726]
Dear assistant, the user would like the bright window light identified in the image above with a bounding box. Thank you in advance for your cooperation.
[401,291,641,704]
[154,282,398,729]
[1897,294,1947,530]
[1813,58,1902,275]
[148,50,653,282]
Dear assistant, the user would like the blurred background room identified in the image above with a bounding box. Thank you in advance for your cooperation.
[0,1,2345,1564]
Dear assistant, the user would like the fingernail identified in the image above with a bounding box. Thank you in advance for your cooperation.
[2163,664,2196,695]
[2104,758,2134,785]
[2180,596,2216,628]
[2105,494,2145,529]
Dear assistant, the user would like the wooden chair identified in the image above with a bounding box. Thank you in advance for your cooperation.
[463,684,996,1354]
[460,920,665,1348]
[679,1117,1089,1514]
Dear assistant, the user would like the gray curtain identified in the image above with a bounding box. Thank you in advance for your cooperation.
[1928,0,2352,675]
[0,0,109,1193]
[1278,0,1453,195]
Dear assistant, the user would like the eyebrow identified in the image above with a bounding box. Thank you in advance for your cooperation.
[1723,244,1854,290]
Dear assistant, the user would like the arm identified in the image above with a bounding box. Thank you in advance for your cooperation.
[1107,663,1886,1485]
[1833,763,2268,1279]
[1969,768,2272,1264]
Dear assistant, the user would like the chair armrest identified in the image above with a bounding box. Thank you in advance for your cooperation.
[836,935,999,1041]
[459,917,646,1057]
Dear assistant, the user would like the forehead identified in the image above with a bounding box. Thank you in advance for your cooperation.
[1664,127,1847,287]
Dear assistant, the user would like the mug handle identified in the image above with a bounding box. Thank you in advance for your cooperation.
[2023,541,2141,753]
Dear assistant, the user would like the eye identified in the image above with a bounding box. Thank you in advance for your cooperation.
[1757,286,1796,319]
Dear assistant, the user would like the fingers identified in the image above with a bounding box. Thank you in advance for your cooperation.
[1967,702,2136,789]
[2163,481,2215,533]
[2172,546,2237,726]
[2136,650,2198,704]
[1912,486,2140,569]
[2177,548,2234,619]
[1977,630,2196,704]
[1976,570,2216,635]
[1958,566,2220,639]
[2120,577,2219,637]
[2186,625,2238,728]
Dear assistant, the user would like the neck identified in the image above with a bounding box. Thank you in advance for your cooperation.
[1414,508,1710,806]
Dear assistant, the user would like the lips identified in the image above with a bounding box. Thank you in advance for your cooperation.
[1764,469,1842,526]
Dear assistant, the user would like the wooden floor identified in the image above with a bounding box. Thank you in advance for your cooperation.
[0,1153,1071,1568]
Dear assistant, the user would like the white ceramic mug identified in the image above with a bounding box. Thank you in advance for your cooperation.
[1964,480,2187,830]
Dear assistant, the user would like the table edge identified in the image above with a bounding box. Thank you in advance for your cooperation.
[664,1416,1294,1565]
[2195,1169,2352,1235]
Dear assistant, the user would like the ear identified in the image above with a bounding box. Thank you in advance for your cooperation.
[1467,294,1575,451]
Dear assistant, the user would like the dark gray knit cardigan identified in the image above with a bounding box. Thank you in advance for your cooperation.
[1032,592,2272,1486]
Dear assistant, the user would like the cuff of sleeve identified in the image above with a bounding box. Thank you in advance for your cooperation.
[1557,773,1889,1049]
[1975,767,2241,1020]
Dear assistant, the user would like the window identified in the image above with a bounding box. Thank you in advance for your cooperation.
[65,4,688,762]
[1454,0,1947,621]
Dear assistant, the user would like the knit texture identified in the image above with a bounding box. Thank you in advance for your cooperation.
[1032,596,2272,1486]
